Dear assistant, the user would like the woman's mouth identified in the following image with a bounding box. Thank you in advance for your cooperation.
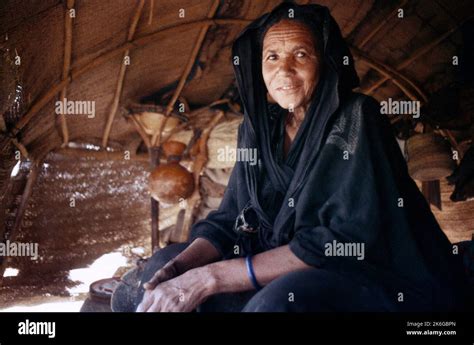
[277,85,301,92]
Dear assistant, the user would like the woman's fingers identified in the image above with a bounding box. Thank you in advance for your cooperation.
[144,261,178,290]
[146,300,163,312]
[143,269,165,290]
[136,291,153,312]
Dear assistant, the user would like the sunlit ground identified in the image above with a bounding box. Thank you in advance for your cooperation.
[0,250,133,312]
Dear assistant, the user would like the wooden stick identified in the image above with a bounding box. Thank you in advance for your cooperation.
[102,0,145,148]
[179,110,224,242]
[165,0,220,117]
[363,17,472,95]
[151,1,222,247]
[129,114,152,148]
[148,0,154,26]
[11,139,29,159]
[58,0,75,146]
[13,18,251,136]
[127,0,145,41]
[149,145,161,251]
[352,47,428,102]
[359,0,408,48]
[153,0,222,147]
[0,159,41,280]
[421,180,442,211]
[151,196,160,251]
[101,49,130,148]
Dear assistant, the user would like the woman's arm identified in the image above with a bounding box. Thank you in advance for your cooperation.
[137,244,311,312]
[207,244,311,294]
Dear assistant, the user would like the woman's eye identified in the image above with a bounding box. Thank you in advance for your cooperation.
[296,51,306,58]
[267,54,277,61]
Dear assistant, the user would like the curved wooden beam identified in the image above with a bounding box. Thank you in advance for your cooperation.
[0,158,42,280]
[351,46,428,102]
[153,0,221,147]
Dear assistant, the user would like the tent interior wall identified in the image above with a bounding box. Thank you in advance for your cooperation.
[0,0,473,309]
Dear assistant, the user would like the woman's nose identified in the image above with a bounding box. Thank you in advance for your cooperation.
[277,57,295,75]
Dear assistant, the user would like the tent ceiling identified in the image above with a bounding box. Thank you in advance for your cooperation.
[0,0,472,158]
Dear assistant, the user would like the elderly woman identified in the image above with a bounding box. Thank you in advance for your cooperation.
[130,3,467,312]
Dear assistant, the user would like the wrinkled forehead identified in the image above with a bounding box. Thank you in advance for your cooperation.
[261,20,318,53]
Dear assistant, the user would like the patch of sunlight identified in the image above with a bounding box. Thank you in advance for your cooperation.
[67,251,127,295]
[10,161,20,177]
[3,267,19,277]
[0,301,84,312]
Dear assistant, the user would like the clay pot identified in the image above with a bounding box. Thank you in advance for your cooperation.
[149,140,193,204]
[407,133,456,181]
[149,163,194,204]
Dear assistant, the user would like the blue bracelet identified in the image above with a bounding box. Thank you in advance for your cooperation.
[245,255,262,290]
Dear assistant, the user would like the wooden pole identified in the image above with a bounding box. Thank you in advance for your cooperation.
[151,0,222,147]
[148,0,154,26]
[147,0,221,249]
[101,0,145,148]
[149,146,160,252]
[58,0,74,146]
[179,110,224,242]
[129,115,152,148]
[0,159,41,281]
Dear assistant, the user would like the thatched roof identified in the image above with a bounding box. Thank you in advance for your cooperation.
[1,0,472,157]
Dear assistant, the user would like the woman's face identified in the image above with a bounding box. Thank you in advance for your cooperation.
[262,20,320,112]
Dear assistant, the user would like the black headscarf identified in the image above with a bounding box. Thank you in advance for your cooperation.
[231,2,358,249]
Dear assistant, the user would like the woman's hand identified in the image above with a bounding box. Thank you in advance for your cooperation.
[136,266,216,312]
[143,238,221,292]
[143,259,180,290]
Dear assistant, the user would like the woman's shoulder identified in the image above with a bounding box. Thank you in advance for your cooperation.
[324,92,381,154]
[332,92,383,133]
[340,92,379,117]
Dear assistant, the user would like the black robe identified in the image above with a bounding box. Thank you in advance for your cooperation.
[190,3,467,308]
